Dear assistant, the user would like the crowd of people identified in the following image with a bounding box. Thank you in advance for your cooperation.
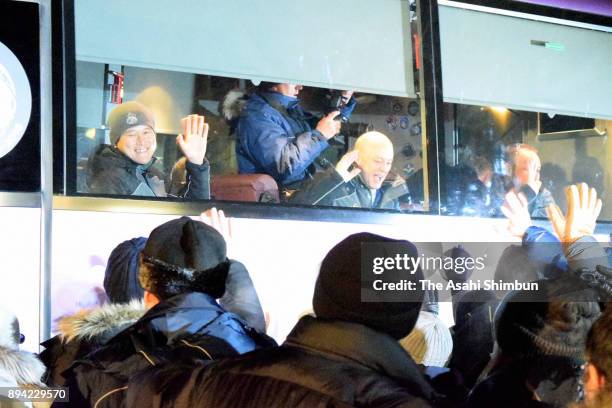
[0,179,609,407]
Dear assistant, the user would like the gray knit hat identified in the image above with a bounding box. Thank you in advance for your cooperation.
[107,101,156,146]
[400,311,453,367]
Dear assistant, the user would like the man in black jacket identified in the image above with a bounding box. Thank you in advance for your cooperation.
[56,217,275,408]
[87,101,211,199]
[291,131,409,210]
[127,232,443,407]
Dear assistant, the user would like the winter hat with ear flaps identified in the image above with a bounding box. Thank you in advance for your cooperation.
[139,217,229,299]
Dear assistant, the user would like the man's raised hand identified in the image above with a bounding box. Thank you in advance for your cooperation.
[335,150,361,183]
[177,114,208,165]
[501,191,531,238]
[546,182,603,247]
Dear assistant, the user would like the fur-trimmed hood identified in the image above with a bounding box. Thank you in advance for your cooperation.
[0,347,45,387]
[221,89,248,122]
[57,300,145,344]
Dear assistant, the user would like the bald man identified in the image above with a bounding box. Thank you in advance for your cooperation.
[510,144,555,217]
[290,131,408,210]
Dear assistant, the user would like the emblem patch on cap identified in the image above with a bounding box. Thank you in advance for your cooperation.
[126,112,138,126]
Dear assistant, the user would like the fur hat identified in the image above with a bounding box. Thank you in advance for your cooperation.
[0,306,20,349]
[494,277,600,360]
[313,232,424,340]
[401,311,453,367]
[107,101,155,146]
[104,237,147,304]
[139,217,229,300]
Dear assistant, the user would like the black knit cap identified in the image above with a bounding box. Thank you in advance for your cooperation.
[313,232,425,340]
[494,277,601,360]
[107,101,156,146]
[139,217,229,299]
[103,237,147,304]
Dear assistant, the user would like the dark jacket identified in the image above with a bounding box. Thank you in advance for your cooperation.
[39,300,145,387]
[523,228,609,277]
[56,292,275,408]
[467,359,580,408]
[522,226,568,279]
[86,145,210,199]
[290,167,409,210]
[127,315,442,408]
[519,184,555,219]
[236,92,356,187]
[448,298,498,390]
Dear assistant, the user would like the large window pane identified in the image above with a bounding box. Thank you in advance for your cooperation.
[75,64,425,212]
[440,102,611,222]
[72,0,427,214]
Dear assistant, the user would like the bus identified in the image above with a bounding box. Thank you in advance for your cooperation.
[0,0,610,351]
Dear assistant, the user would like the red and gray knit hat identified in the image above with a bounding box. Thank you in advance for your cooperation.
[107,101,156,146]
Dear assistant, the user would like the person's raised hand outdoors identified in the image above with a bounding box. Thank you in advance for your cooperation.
[335,150,361,183]
[177,114,208,165]
[501,191,531,238]
[200,207,233,258]
[315,110,342,140]
[546,182,603,248]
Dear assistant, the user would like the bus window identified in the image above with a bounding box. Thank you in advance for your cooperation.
[71,0,428,214]
[74,65,426,213]
[440,103,611,222]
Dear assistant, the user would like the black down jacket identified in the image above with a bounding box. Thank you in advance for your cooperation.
[126,315,444,407]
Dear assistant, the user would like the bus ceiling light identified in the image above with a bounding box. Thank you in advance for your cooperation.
[490,106,508,114]
[85,128,96,140]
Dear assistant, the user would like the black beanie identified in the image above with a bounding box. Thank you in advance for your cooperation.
[103,237,147,304]
[107,101,156,146]
[139,217,229,300]
[313,232,424,340]
[494,277,601,360]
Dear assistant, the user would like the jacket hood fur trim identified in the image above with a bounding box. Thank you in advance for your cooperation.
[221,90,248,121]
[57,300,145,343]
[0,347,46,387]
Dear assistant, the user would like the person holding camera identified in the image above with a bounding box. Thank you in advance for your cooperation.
[235,82,356,189]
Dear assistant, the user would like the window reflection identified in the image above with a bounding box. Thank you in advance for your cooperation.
[441,104,610,221]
